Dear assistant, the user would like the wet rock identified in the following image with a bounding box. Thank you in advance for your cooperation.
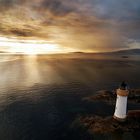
[84,89,140,104]
[73,115,140,134]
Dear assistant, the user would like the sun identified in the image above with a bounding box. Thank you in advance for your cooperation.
[0,37,78,54]
[12,43,61,55]
[19,46,38,55]
[21,46,38,55]
[0,37,64,55]
[9,43,62,55]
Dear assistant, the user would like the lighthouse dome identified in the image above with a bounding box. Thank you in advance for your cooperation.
[119,81,128,90]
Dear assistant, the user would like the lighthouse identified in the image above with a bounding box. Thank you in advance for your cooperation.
[113,82,129,121]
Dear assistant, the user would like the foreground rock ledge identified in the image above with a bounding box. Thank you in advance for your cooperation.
[73,115,140,134]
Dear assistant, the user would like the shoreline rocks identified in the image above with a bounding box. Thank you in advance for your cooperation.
[73,114,140,134]
[75,89,140,134]
[84,89,140,104]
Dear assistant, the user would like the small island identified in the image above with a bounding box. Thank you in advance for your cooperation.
[73,88,140,134]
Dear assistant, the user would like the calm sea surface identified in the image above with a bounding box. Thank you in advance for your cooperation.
[0,54,139,140]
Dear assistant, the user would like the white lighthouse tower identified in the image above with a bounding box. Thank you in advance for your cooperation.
[113,82,129,121]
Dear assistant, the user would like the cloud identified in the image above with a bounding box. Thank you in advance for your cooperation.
[40,0,75,16]
[0,0,140,52]
[0,0,28,10]
[89,0,140,20]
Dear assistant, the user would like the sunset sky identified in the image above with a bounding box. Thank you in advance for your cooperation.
[0,0,140,54]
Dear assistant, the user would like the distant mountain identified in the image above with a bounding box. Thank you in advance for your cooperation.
[0,51,6,53]
[109,49,140,55]
[71,51,85,54]
[1,49,140,55]
[72,49,140,55]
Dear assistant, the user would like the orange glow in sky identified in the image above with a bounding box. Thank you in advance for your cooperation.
[0,37,77,54]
